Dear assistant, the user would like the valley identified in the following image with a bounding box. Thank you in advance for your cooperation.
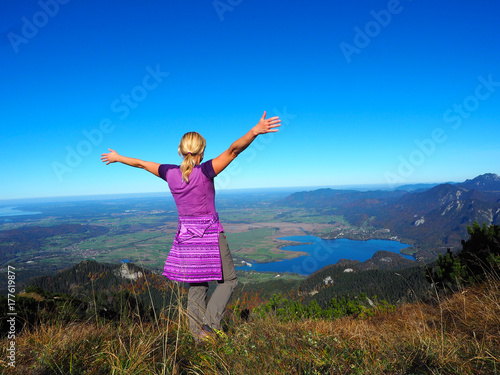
[1,173,499,290]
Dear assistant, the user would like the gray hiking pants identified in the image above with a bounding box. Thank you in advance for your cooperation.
[187,232,238,335]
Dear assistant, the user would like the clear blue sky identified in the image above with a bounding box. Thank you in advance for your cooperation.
[2,0,499,200]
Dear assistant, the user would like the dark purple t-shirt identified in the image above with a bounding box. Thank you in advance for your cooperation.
[158,160,217,216]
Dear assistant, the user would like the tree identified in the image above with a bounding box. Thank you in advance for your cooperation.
[428,222,500,290]
[429,248,467,290]
[458,222,500,280]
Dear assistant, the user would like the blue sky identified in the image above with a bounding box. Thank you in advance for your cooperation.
[1,0,499,200]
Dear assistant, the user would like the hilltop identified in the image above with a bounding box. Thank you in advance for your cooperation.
[459,173,500,192]
[1,274,498,374]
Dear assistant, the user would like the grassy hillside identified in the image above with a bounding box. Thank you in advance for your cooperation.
[2,276,499,374]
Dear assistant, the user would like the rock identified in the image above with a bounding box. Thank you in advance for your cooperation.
[114,263,143,280]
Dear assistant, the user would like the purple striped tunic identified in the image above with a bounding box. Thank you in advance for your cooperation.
[158,160,223,282]
[163,214,222,282]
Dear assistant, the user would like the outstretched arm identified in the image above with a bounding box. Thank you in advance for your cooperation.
[100,149,160,177]
[212,111,281,175]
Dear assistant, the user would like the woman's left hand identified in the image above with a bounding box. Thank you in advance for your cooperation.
[252,111,281,135]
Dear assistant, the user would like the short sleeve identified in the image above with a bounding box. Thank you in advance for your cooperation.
[200,159,216,179]
[158,164,178,182]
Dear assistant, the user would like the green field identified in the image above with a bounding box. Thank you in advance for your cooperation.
[218,207,346,225]
[1,197,413,283]
[235,270,305,284]
[219,208,278,223]
[225,227,281,263]
[1,205,344,273]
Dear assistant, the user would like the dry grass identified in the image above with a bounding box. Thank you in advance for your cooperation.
[2,278,499,374]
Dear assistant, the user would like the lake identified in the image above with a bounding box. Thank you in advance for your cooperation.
[236,235,413,275]
[0,206,41,217]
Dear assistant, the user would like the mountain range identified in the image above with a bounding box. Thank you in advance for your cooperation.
[277,173,500,259]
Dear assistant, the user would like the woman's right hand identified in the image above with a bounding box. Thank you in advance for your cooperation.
[101,148,120,165]
[252,111,281,136]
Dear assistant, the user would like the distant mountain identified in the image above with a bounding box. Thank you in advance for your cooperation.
[457,173,500,192]
[277,174,500,257]
[395,183,443,192]
[279,188,406,209]
[394,174,500,193]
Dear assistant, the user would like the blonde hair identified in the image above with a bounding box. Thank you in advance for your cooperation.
[178,132,206,183]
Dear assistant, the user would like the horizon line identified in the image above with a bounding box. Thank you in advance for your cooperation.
[4,172,497,203]
[0,181,452,204]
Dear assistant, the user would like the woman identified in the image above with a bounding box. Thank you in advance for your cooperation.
[101,111,281,340]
